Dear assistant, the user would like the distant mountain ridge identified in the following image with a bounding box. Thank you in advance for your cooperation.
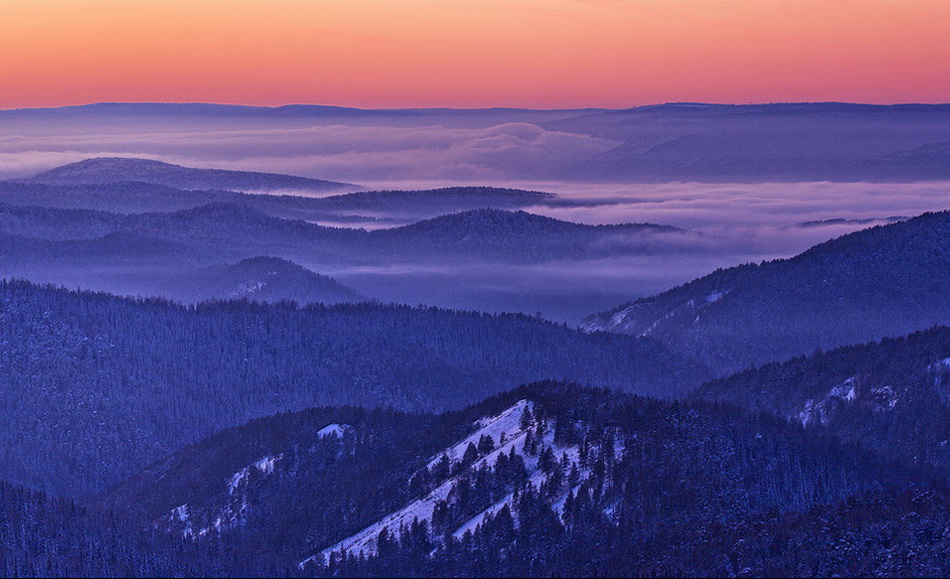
[7,103,950,182]
[1,162,588,223]
[542,102,950,182]
[0,101,608,118]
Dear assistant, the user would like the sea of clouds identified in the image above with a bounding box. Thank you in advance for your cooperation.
[2,113,947,322]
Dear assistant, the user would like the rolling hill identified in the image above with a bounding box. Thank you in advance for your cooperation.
[25,157,355,193]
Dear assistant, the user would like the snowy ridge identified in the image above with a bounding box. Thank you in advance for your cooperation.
[228,453,283,494]
[426,399,533,469]
[451,441,588,541]
[301,399,591,568]
[797,374,908,426]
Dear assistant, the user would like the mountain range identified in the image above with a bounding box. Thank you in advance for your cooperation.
[542,102,950,182]
[0,161,576,223]
[9,102,950,182]
[2,106,950,577]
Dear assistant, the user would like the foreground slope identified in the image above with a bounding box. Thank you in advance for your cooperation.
[99,382,931,577]
[0,280,706,498]
[0,477,270,578]
[583,211,950,374]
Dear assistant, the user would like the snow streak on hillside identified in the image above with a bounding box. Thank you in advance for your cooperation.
[301,399,594,567]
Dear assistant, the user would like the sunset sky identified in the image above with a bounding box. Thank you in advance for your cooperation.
[1,0,949,109]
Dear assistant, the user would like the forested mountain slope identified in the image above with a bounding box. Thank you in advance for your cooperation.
[583,211,950,374]
[693,326,950,472]
[0,280,705,498]
[100,382,934,577]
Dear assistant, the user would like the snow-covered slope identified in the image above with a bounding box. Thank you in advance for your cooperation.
[301,399,596,567]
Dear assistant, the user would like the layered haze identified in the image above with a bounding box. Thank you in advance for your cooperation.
[1,103,949,323]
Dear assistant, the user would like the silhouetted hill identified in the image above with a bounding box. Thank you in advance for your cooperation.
[176,256,362,304]
[26,157,354,193]
[583,211,950,374]
[371,208,681,262]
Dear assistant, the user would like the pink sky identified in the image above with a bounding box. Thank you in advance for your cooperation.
[1,1,949,108]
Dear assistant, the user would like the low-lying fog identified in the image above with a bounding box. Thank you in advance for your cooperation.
[2,106,948,324]
[303,180,946,323]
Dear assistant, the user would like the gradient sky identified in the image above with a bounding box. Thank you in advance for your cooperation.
[1,0,949,109]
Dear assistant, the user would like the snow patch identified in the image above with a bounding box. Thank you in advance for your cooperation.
[228,453,283,495]
[172,504,189,522]
[255,455,279,475]
[830,378,858,402]
[798,376,859,426]
[870,385,899,411]
[428,399,533,469]
[705,291,726,303]
[929,357,950,371]
[233,281,266,296]
[318,423,352,439]
[228,469,248,494]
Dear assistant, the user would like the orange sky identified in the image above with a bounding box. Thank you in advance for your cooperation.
[1,0,949,109]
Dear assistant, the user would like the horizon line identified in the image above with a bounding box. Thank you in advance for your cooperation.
[4,100,950,114]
